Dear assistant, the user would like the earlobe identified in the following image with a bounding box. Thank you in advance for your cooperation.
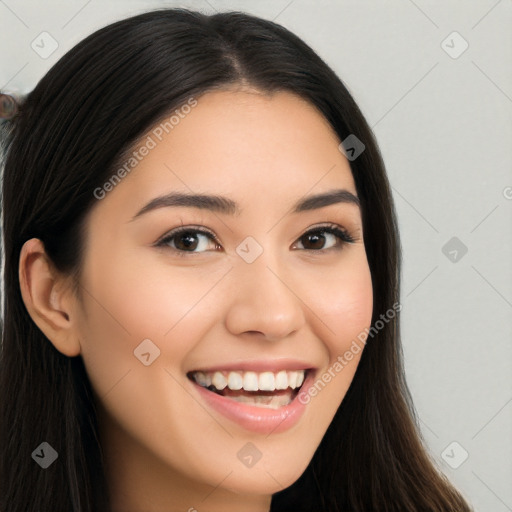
[18,238,81,357]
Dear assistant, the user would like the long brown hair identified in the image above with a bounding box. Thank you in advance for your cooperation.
[0,8,473,511]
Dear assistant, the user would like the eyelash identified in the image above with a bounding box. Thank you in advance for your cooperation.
[154,223,357,257]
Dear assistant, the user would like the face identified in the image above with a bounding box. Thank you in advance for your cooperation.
[73,89,373,510]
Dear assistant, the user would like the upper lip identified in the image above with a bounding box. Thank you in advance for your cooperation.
[188,359,317,374]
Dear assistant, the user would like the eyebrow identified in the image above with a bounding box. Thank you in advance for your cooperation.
[130,188,360,221]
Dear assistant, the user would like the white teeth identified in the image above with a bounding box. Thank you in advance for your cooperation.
[191,369,307,392]
[275,370,288,390]
[287,371,297,389]
[227,372,243,390]
[211,371,227,390]
[194,371,208,387]
[258,372,275,391]
[243,372,259,391]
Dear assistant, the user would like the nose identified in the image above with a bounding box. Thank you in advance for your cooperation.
[224,255,306,342]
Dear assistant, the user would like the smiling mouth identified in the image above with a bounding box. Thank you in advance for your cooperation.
[187,369,310,409]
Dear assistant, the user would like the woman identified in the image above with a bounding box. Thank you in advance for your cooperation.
[0,7,473,512]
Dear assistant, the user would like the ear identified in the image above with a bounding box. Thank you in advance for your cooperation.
[18,238,81,357]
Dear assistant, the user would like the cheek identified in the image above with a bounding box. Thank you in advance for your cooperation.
[309,255,373,358]
[76,254,227,391]
[298,253,373,404]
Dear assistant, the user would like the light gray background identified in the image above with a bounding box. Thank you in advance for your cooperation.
[1,1,511,510]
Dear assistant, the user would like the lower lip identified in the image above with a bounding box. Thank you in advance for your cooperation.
[190,371,314,435]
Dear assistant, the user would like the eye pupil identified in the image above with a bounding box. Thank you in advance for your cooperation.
[177,232,198,250]
[303,232,325,250]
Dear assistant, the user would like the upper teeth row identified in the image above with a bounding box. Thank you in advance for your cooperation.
[191,370,306,392]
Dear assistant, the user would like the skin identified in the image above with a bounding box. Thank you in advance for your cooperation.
[19,88,373,512]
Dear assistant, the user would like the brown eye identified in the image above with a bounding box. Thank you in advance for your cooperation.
[300,231,329,250]
[156,227,220,255]
[294,225,355,251]
[174,232,201,251]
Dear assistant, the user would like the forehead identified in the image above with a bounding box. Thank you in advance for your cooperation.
[92,89,357,219]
